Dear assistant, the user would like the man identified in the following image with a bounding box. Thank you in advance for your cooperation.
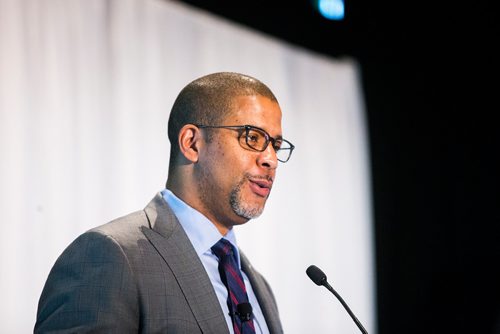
[35,72,294,333]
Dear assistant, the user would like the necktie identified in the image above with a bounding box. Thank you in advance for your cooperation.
[211,238,256,334]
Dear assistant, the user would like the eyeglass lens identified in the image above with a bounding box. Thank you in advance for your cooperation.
[243,127,293,162]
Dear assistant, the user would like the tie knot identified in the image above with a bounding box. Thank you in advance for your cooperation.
[211,238,235,261]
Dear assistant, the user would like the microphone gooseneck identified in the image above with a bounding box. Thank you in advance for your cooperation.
[306,265,368,334]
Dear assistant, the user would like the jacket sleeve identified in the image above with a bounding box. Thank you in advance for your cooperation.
[35,231,139,333]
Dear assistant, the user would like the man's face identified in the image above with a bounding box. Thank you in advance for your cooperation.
[195,94,283,231]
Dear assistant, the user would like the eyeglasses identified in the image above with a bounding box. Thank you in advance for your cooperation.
[195,124,295,162]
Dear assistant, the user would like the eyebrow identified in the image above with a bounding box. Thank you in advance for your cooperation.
[249,124,283,140]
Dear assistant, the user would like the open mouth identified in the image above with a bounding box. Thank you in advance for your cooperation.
[248,178,273,197]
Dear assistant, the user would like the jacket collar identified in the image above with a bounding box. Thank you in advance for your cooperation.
[142,193,230,334]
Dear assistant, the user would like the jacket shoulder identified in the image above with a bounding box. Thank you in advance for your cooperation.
[88,209,150,244]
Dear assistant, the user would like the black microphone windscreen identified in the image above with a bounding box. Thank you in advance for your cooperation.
[306,265,327,286]
[237,302,253,321]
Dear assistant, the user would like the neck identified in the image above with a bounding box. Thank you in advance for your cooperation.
[166,174,235,236]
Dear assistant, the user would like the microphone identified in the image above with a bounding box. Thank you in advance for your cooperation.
[236,302,253,322]
[306,265,368,334]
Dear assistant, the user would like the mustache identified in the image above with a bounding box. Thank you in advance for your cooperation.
[245,173,274,183]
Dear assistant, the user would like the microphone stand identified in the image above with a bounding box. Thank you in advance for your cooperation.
[307,265,368,334]
[322,281,368,334]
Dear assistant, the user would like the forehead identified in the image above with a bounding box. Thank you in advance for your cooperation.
[226,95,282,136]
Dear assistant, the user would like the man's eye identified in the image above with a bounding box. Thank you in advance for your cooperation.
[248,134,260,142]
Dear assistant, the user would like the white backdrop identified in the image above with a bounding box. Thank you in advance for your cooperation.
[0,0,375,332]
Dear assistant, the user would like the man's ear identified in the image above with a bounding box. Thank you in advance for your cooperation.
[178,124,203,163]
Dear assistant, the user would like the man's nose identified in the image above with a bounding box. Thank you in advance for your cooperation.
[257,144,278,169]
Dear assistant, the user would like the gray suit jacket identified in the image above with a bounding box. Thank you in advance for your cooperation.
[35,193,283,333]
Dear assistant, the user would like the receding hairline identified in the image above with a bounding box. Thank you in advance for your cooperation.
[187,72,278,102]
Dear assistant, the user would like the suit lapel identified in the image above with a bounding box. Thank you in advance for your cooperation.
[142,194,229,334]
[241,252,284,334]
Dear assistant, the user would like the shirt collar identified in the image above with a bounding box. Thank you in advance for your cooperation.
[161,189,241,267]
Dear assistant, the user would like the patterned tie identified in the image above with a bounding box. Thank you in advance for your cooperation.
[211,238,256,334]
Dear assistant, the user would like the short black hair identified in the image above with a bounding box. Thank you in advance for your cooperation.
[167,72,278,163]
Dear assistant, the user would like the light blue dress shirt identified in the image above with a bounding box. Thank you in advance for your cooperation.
[161,189,270,334]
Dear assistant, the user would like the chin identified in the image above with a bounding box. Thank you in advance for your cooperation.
[232,203,265,220]
[229,182,268,220]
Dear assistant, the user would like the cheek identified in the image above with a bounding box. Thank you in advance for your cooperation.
[205,138,255,180]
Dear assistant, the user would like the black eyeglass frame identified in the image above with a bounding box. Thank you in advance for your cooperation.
[194,124,295,162]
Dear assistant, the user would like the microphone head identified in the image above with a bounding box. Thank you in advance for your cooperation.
[306,265,328,286]
[236,302,253,321]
